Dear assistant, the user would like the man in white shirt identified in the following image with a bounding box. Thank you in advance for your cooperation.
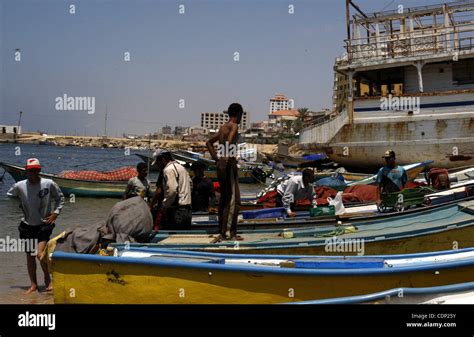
[276,169,317,217]
[7,158,65,294]
[151,150,192,229]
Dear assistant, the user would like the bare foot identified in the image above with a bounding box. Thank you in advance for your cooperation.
[212,234,228,243]
[45,283,53,292]
[25,285,38,294]
[229,234,244,241]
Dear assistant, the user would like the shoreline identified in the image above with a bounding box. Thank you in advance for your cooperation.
[0,133,278,153]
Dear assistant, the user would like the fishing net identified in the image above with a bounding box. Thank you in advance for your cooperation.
[58,167,137,181]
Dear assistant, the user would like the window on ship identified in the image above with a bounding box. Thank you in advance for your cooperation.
[453,59,474,85]
[354,67,404,98]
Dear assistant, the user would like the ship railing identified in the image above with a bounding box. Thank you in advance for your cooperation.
[299,110,348,145]
[343,27,474,65]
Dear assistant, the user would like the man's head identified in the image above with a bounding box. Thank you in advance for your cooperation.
[191,162,206,178]
[382,149,396,167]
[25,158,41,183]
[151,149,173,169]
[227,103,243,124]
[302,168,315,187]
[136,162,148,178]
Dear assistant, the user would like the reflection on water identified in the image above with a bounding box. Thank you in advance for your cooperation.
[0,143,260,304]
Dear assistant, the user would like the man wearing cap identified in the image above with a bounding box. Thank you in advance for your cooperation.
[206,103,243,241]
[123,162,152,203]
[376,150,408,205]
[7,158,65,294]
[191,161,217,212]
[150,149,192,229]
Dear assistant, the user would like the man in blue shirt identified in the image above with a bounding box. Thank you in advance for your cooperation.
[376,150,408,205]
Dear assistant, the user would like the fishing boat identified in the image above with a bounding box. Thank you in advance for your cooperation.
[0,161,129,197]
[166,184,474,232]
[290,281,474,304]
[122,199,474,255]
[52,246,474,304]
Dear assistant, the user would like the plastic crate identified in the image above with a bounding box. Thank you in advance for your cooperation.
[309,205,336,217]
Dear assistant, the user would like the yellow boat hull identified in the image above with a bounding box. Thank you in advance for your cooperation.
[52,254,474,304]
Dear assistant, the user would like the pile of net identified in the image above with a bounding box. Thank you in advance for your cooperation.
[58,167,137,181]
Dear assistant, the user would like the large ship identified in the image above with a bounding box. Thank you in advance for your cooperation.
[299,1,474,170]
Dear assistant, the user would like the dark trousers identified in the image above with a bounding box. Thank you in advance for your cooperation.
[217,158,240,236]
[161,205,192,230]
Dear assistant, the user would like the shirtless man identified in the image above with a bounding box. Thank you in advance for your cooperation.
[206,103,243,241]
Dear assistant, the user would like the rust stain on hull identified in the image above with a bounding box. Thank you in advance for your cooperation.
[448,155,473,162]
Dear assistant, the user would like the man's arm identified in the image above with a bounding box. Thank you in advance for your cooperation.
[50,181,65,215]
[206,130,222,163]
[161,168,178,209]
[281,180,297,215]
[123,179,133,200]
[43,181,65,224]
[375,168,384,205]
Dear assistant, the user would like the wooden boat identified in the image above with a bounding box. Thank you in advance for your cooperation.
[121,200,474,255]
[170,182,474,232]
[290,281,474,304]
[0,161,130,197]
[52,246,474,304]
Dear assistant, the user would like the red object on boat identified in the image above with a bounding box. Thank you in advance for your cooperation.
[213,181,220,193]
[58,167,137,181]
[427,168,450,190]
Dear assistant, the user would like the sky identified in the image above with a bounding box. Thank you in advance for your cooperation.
[0,0,435,136]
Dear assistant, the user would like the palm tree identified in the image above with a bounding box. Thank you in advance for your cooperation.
[293,107,309,133]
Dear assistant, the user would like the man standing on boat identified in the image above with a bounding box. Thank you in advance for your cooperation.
[376,150,408,205]
[123,162,152,203]
[206,103,243,241]
[7,158,65,294]
[151,150,192,230]
[276,169,317,217]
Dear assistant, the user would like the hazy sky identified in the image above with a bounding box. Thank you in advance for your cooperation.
[0,0,434,136]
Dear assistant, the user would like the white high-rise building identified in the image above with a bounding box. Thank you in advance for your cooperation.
[269,93,293,114]
[200,112,249,131]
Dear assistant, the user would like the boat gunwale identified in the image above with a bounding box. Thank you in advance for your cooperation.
[0,161,141,185]
[52,246,474,276]
[287,281,474,305]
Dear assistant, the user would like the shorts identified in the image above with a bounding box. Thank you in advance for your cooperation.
[18,221,55,243]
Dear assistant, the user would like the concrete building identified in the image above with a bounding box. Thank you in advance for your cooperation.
[200,111,249,131]
[268,109,299,129]
[269,93,293,114]
[0,125,22,134]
